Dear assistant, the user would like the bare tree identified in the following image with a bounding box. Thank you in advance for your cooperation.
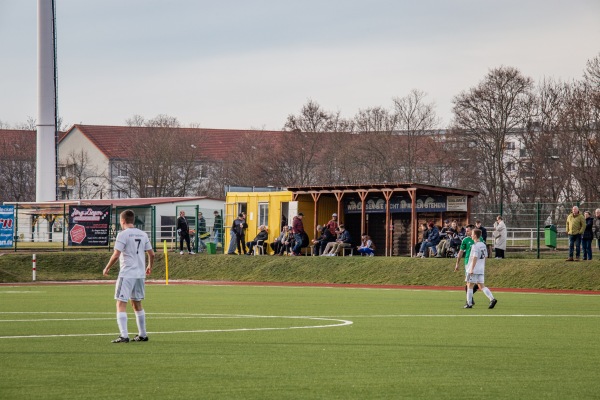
[115,115,205,198]
[283,100,351,186]
[452,67,535,208]
[393,90,441,182]
[352,107,400,182]
[0,132,36,202]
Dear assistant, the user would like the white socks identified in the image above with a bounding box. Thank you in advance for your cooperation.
[466,288,473,305]
[117,312,128,338]
[482,287,495,301]
[135,310,147,337]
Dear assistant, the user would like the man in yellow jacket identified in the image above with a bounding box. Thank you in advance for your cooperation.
[566,206,585,261]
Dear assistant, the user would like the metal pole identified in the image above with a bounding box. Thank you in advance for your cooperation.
[32,254,37,281]
[36,0,57,202]
[536,202,541,259]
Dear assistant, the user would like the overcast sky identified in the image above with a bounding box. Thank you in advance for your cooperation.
[1,0,599,130]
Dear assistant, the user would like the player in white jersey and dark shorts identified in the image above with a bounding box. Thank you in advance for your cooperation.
[464,228,497,309]
[103,210,155,343]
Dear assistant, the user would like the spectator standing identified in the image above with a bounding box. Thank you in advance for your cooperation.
[582,211,594,261]
[475,220,487,242]
[291,213,305,256]
[227,213,244,255]
[197,212,207,252]
[236,213,248,255]
[594,209,600,252]
[492,215,507,259]
[213,210,223,246]
[177,211,194,255]
[326,213,339,236]
[566,206,585,261]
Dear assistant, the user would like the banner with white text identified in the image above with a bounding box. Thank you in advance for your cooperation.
[0,205,15,248]
[68,206,111,246]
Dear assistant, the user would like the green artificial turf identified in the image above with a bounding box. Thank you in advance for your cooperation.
[0,284,598,399]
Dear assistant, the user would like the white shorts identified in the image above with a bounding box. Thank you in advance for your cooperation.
[114,277,145,302]
[465,273,484,284]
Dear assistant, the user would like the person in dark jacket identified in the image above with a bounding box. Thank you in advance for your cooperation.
[236,213,248,254]
[417,221,440,258]
[177,211,194,255]
[311,225,334,256]
[582,211,594,261]
[246,225,269,255]
[594,209,600,252]
[475,220,487,242]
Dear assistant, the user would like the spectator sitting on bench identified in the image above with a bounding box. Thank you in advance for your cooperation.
[245,225,269,255]
[357,233,375,256]
[270,225,289,255]
[312,225,334,256]
[416,221,440,258]
[322,224,352,256]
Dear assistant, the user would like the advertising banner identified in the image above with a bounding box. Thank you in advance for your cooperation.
[0,205,15,248]
[446,196,468,211]
[68,206,110,246]
[345,195,448,214]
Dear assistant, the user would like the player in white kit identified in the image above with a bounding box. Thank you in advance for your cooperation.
[464,228,497,309]
[103,210,155,343]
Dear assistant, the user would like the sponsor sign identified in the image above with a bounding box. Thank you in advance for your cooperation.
[0,205,15,248]
[446,196,468,211]
[345,195,448,213]
[68,206,110,246]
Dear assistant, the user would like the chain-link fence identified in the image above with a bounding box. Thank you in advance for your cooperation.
[472,201,600,254]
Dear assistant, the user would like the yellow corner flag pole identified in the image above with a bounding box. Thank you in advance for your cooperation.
[163,240,169,285]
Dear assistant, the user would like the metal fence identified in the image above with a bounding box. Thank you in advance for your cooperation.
[472,201,600,256]
[4,203,224,253]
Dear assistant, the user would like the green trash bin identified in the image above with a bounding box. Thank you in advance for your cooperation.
[545,224,557,249]
[205,242,216,254]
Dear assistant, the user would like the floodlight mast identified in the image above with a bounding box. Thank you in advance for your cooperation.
[36,0,57,202]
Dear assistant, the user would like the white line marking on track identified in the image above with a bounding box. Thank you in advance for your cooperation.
[0,291,45,294]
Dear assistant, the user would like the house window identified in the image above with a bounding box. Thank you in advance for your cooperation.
[116,164,128,177]
[258,203,269,228]
[505,141,516,150]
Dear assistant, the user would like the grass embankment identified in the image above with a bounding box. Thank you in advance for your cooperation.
[1,251,599,291]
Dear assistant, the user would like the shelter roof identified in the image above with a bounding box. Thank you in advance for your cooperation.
[285,182,479,197]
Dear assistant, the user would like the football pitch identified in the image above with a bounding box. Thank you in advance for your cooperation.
[0,283,598,399]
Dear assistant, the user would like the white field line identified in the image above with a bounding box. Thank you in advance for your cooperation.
[0,313,353,339]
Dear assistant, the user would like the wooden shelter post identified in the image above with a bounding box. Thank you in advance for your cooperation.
[357,190,368,235]
[311,192,321,238]
[382,189,394,257]
[408,188,417,257]
[334,191,344,224]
